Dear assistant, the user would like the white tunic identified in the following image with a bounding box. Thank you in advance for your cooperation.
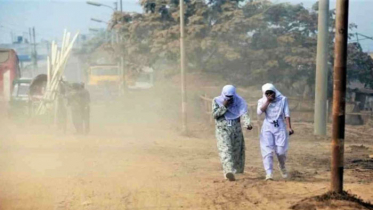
[257,97,290,175]
[257,97,290,127]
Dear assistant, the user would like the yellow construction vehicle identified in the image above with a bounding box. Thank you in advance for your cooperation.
[86,64,123,99]
[88,64,121,86]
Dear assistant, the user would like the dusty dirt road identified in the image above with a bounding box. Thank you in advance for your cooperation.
[1,87,373,210]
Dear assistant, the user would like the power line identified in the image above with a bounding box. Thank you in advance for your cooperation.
[0,23,62,41]
[0,24,28,34]
[355,38,373,42]
[0,19,62,35]
[356,33,373,41]
[349,33,373,51]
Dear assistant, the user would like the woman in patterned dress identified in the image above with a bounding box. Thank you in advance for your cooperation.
[212,85,252,181]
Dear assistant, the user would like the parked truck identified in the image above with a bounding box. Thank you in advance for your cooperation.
[0,48,21,101]
[86,63,122,99]
[86,62,154,99]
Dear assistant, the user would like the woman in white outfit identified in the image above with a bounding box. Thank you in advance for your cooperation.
[257,83,294,180]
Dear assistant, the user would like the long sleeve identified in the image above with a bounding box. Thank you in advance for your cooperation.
[257,99,264,115]
[212,99,227,119]
[241,111,251,127]
[283,97,290,117]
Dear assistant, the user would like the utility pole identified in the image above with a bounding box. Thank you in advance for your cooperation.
[331,0,349,193]
[46,41,50,56]
[120,0,122,12]
[29,28,32,44]
[180,0,187,134]
[28,28,33,76]
[10,31,14,43]
[314,0,329,136]
[32,27,38,69]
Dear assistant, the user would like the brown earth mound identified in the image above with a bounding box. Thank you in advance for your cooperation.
[291,191,373,210]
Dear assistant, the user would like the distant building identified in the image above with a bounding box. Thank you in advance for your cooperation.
[348,81,373,111]
[0,34,88,78]
[0,37,48,77]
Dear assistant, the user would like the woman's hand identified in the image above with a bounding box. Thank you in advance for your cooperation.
[223,99,233,107]
[260,100,271,112]
[266,93,275,102]
[288,128,294,135]
[285,117,293,135]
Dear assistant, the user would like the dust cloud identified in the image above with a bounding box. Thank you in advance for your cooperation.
[1,73,373,209]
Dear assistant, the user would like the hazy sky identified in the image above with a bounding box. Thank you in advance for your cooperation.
[0,0,142,44]
[0,0,372,51]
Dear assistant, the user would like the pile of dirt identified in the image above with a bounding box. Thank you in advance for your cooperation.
[288,170,313,181]
[347,159,373,170]
[349,145,370,152]
[290,191,373,210]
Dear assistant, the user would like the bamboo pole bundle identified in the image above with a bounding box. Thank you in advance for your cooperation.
[36,30,79,115]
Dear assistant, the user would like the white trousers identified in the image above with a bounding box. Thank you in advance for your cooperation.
[260,119,289,175]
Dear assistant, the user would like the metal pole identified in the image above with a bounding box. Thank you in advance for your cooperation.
[180,0,187,134]
[29,28,32,44]
[120,0,122,12]
[10,31,14,43]
[331,0,349,193]
[46,41,50,56]
[32,27,38,68]
[110,31,112,44]
[120,56,124,94]
[314,0,329,136]
[29,28,32,61]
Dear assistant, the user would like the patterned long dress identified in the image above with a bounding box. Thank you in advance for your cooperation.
[212,100,251,174]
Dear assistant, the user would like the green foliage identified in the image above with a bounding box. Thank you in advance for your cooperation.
[108,0,373,93]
